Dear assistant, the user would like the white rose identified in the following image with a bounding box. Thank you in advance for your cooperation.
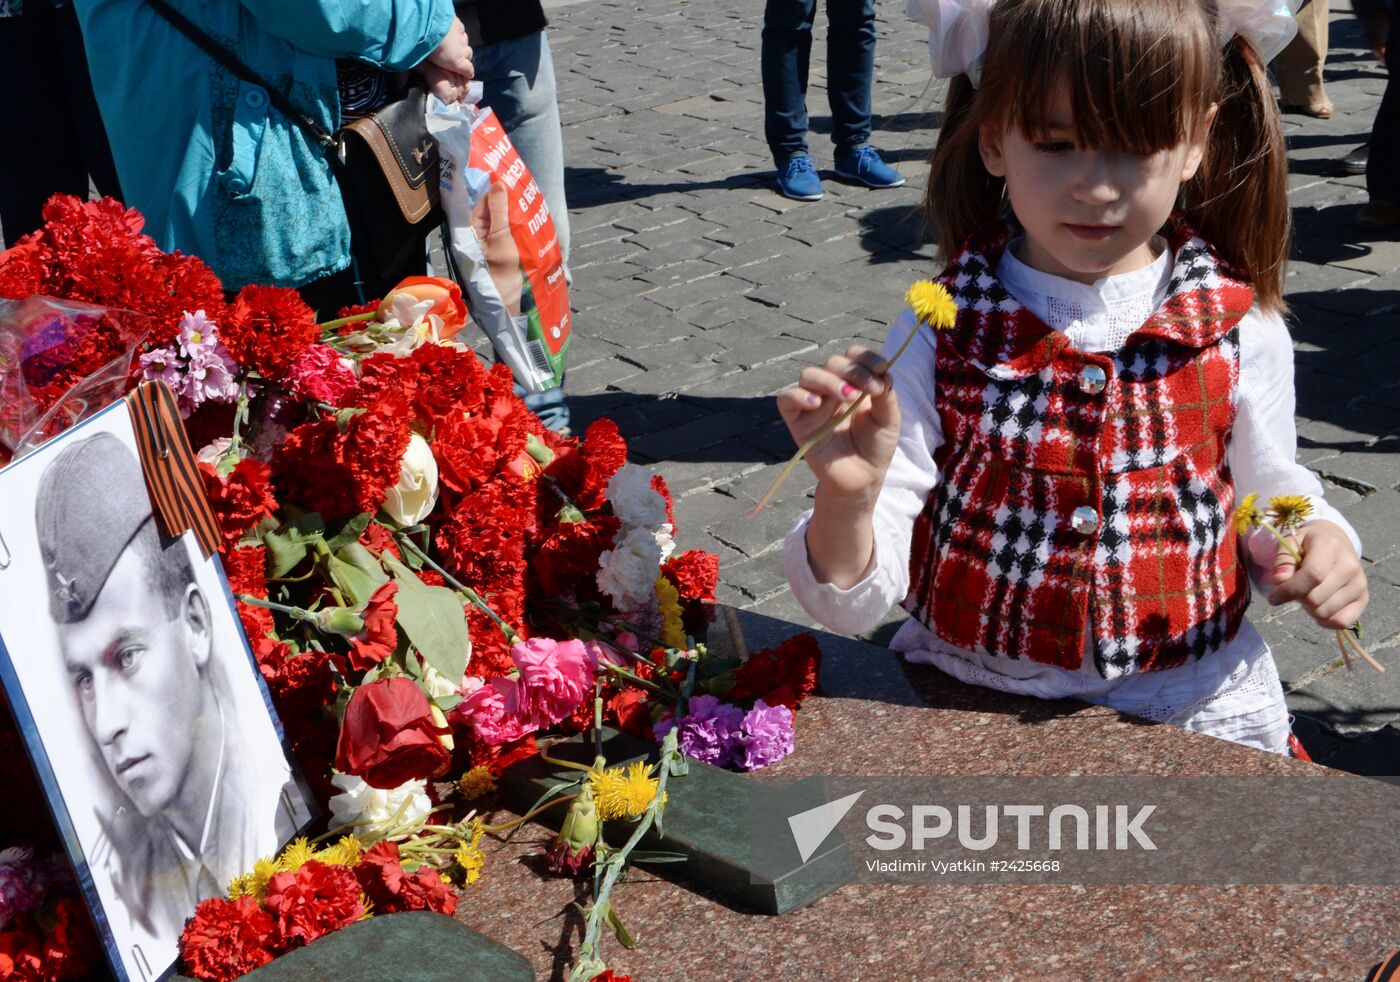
[596,525,663,610]
[606,464,669,531]
[383,433,440,526]
[327,772,431,835]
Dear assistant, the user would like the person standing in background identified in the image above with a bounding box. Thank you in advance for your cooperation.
[0,0,122,246]
[1360,4,1397,228]
[70,0,474,298]
[761,0,904,201]
[456,0,572,431]
[1275,0,1333,117]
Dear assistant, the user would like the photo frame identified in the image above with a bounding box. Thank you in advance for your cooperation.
[0,389,316,981]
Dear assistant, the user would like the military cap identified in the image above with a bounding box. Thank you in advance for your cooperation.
[35,431,153,624]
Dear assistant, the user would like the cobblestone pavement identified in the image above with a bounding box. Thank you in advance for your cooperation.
[536,0,1400,772]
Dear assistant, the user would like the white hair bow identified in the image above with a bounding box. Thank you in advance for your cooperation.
[905,0,1302,87]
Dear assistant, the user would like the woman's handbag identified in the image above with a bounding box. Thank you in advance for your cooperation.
[141,0,442,283]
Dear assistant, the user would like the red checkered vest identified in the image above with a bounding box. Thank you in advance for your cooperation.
[904,219,1253,678]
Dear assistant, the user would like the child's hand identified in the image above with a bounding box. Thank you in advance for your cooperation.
[1258,520,1369,629]
[776,345,901,501]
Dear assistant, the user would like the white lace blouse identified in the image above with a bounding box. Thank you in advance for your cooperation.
[782,239,1361,754]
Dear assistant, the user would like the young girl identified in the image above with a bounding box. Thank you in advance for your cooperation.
[778,0,1369,754]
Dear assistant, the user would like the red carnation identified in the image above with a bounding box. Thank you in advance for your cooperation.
[605,686,654,739]
[224,545,268,598]
[262,861,364,948]
[662,550,720,604]
[200,458,278,551]
[728,633,822,711]
[405,341,486,424]
[223,284,320,381]
[651,473,676,526]
[345,581,399,672]
[545,418,628,511]
[286,343,357,407]
[179,895,278,982]
[335,677,451,789]
[355,842,457,915]
[273,389,413,521]
[589,972,635,982]
[255,638,338,721]
[358,521,401,560]
[530,515,620,599]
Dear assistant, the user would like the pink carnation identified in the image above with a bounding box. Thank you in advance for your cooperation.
[512,638,596,728]
[453,676,537,745]
[287,344,358,406]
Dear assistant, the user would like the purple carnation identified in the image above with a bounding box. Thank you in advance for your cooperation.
[735,700,795,771]
[653,694,744,766]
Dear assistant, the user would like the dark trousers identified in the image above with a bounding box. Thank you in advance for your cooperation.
[0,0,121,246]
[1366,14,1398,203]
[761,0,876,164]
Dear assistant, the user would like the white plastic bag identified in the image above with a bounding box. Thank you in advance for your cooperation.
[428,96,571,394]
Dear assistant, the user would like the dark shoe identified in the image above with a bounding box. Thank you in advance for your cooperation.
[775,154,825,201]
[832,146,906,189]
[1357,201,1400,230]
[1335,144,1369,176]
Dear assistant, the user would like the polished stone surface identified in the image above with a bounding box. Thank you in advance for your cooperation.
[460,610,1400,980]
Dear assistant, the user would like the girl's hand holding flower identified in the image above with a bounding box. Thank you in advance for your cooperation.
[1260,519,1369,631]
[776,345,902,502]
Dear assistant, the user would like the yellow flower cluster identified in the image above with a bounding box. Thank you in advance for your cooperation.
[655,574,686,649]
[457,765,497,801]
[905,280,958,330]
[227,834,365,902]
[454,819,487,886]
[590,761,664,821]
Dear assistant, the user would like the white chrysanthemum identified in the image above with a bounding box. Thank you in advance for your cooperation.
[596,525,664,610]
[606,464,669,531]
[327,773,431,836]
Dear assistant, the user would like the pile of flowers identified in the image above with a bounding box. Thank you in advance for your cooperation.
[0,196,824,981]
[0,716,100,982]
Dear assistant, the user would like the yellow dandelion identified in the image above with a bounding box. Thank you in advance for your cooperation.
[905,280,958,330]
[457,766,497,801]
[1232,492,1264,535]
[313,834,363,867]
[655,574,686,649]
[278,837,316,872]
[1267,494,1313,531]
[590,761,663,821]
[454,840,486,886]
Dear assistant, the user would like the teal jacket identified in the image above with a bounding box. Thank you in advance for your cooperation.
[74,0,453,289]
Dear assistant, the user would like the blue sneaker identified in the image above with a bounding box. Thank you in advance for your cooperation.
[833,146,905,189]
[775,154,824,201]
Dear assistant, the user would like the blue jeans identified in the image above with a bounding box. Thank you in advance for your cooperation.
[473,31,571,431]
[761,0,876,163]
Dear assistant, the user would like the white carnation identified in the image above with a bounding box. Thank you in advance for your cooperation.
[327,773,431,835]
[606,464,669,531]
[596,525,663,610]
[420,655,468,698]
[654,522,676,563]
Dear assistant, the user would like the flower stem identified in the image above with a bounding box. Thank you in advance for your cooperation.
[480,794,576,835]
[318,310,379,333]
[748,320,925,519]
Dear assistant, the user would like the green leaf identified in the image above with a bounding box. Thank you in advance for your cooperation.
[604,902,637,949]
[381,552,471,684]
[627,850,688,864]
[326,513,373,553]
[265,514,327,577]
[432,693,463,712]
[327,542,390,607]
[697,656,741,679]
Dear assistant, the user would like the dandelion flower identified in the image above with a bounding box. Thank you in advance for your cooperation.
[1268,494,1313,531]
[454,840,486,886]
[457,766,497,801]
[905,280,958,330]
[1232,493,1264,535]
[313,834,363,867]
[590,761,664,821]
[277,837,316,873]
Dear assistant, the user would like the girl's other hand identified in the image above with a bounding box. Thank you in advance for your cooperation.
[776,345,901,502]
[1261,519,1369,630]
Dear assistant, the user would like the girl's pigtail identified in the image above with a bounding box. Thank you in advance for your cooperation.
[926,76,1005,261]
[1188,36,1291,313]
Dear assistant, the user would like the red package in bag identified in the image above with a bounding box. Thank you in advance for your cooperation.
[429,99,571,393]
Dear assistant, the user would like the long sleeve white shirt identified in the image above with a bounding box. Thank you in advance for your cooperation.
[782,240,1360,753]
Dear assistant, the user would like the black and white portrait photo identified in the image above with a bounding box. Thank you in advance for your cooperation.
[0,404,314,981]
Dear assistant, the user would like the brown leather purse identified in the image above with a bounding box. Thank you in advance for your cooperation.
[143,0,442,288]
